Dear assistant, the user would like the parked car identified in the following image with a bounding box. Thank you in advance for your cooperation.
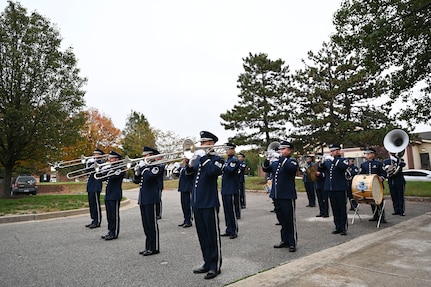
[402,169,431,182]
[11,175,38,195]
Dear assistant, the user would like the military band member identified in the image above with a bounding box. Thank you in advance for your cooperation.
[101,150,125,241]
[221,143,240,239]
[346,158,359,210]
[176,158,193,228]
[85,147,105,229]
[359,147,387,223]
[384,153,406,216]
[156,161,165,220]
[318,144,349,235]
[188,131,224,280]
[238,153,247,210]
[262,140,298,252]
[314,153,329,218]
[302,156,316,207]
[133,146,164,256]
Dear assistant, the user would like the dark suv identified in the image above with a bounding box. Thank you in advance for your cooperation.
[11,175,38,195]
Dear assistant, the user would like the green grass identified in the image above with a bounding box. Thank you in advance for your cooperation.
[1,177,429,217]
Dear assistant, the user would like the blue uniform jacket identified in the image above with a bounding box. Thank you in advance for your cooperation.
[221,155,240,195]
[318,156,349,191]
[178,166,193,192]
[383,158,406,185]
[262,156,298,200]
[133,164,163,205]
[238,161,247,183]
[104,163,125,200]
[186,153,224,208]
[86,159,104,192]
[359,159,386,179]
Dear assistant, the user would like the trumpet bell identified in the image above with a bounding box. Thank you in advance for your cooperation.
[383,129,409,153]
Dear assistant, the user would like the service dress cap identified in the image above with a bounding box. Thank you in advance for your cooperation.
[200,131,218,143]
[279,140,294,149]
[329,144,341,151]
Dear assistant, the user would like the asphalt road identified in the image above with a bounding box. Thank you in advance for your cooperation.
[0,188,429,287]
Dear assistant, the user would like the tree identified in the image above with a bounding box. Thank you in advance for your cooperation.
[332,0,431,128]
[121,111,156,158]
[0,1,86,197]
[59,108,122,169]
[220,53,294,147]
[291,41,396,154]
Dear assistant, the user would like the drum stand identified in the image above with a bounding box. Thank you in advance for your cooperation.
[351,200,386,228]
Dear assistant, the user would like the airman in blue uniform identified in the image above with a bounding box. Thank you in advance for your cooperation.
[238,153,247,211]
[359,147,387,223]
[101,150,125,241]
[188,131,224,280]
[318,144,349,235]
[262,140,298,252]
[384,153,406,216]
[133,146,164,256]
[85,147,105,229]
[221,143,240,239]
[176,158,194,228]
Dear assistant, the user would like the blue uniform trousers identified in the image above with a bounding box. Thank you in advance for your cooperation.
[222,194,238,236]
[328,190,348,232]
[304,182,316,206]
[193,207,222,272]
[389,183,405,214]
[274,198,297,247]
[140,203,159,252]
[180,192,192,225]
[88,191,102,225]
[105,199,120,237]
[316,188,329,216]
[233,193,241,219]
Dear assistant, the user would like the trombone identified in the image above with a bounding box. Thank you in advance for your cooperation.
[182,139,229,159]
[55,154,109,169]
[65,155,110,179]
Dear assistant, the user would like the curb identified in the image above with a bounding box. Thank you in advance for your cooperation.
[0,199,132,224]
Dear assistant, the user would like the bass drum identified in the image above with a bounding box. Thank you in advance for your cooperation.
[351,174,384,205]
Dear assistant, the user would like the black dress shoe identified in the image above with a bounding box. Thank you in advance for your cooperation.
[178,223,185,227]
[183,223,192,228]
[204,269,220,280]
[273,242,288,248]
[104,234,116,240]
[193,266,209,274]
[229,234,237,239]
[139,250,147,255]
[143,250,159,256]
[369,218,378,222]
[316,214,323,217]
[220,233,231,237]
[323,215,329,218]
[400,213,405,216]
[288,246,296,252]
[89,224,100,229]
[101,234,110,239]
[156,216,162,220]
[340,231,347,236]
[332,230,341,234]
[85,223,93,227]
[275,222,281,225]
[381,219,387,223]
[392,212,400,215]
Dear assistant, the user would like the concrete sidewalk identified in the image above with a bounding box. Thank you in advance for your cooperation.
[230,211,431,287]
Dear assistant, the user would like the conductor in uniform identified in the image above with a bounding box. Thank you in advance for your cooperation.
[221,143,240,239]
[262,140,298,252]
[101,150,125,241]
[187,131,225,280]
[85,147,105,229]
[133,146,164,256]
[318,144,349,235]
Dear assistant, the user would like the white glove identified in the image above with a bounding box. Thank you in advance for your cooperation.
[87,158,95,164]
[324,155,334,162]
[390,155,398,162]
[138,160,146,167]
[195,149,206,157]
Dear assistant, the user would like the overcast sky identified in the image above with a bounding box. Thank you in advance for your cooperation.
[3,0,429,145]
